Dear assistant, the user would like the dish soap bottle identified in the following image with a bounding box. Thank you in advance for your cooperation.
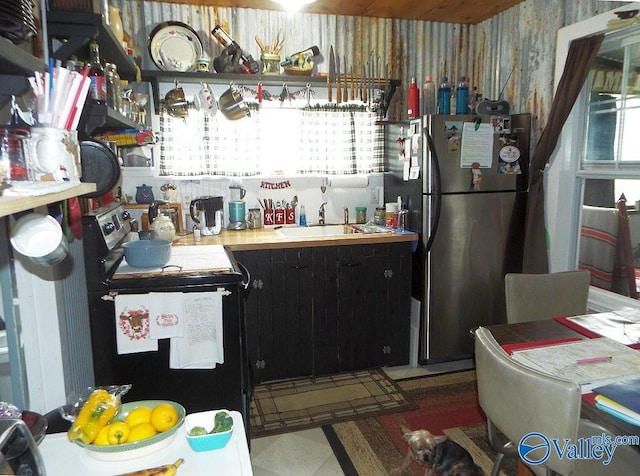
[299,205,307,226]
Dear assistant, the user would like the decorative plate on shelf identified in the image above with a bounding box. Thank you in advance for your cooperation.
[148,21,203,72]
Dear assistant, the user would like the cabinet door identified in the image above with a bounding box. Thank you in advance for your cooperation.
[236,248,314,383]
[235,250,277,383]
[311,246,339,375]
[380,243,412,366]
[335,243,411,371]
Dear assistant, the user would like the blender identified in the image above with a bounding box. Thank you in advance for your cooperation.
[228,185,247,230]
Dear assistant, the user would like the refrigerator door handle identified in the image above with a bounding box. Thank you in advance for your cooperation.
[424,130,441,252]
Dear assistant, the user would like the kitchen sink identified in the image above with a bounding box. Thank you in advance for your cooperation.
[275,224,391,238]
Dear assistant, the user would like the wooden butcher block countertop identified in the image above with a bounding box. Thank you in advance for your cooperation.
[174,226,418,251]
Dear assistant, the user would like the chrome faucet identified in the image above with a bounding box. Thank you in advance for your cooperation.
[319,202,327,225]
[343,206,349,225]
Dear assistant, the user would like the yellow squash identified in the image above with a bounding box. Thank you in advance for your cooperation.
[67,389,120,444]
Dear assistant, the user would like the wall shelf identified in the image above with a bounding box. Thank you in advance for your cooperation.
[47,10,137,81]
[0,183,97,218]
[141,70,400,115]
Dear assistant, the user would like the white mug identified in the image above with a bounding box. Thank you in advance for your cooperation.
[194,83,217,117]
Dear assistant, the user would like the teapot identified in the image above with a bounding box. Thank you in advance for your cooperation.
[149,214,175,241]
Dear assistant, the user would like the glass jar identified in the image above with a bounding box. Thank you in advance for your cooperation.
[355,206,367,224]
[374,207,386,226]
[104,63,122,112]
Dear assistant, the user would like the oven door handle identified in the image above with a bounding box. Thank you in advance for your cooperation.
[237,261,251,293]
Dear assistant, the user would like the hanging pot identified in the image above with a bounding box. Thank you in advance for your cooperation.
[164,80,190,118]
[218,84,250,120]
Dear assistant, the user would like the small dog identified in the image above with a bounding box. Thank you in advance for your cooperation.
[389,425,483,476]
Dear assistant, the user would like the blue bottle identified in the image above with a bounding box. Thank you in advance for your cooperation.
[437,77,451,115]
[456,76,469,114]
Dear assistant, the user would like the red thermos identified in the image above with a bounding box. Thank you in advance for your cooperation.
[408,77,419,119]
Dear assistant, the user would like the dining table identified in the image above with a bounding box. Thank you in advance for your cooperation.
[484,318,640,444]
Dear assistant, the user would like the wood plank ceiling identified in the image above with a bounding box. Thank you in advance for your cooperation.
[153,0,526,25]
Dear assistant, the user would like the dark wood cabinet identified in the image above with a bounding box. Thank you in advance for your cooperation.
[235,241,411,383]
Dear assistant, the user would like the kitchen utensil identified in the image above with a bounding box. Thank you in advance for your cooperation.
[190,195,224,235]
[0,127,29,181]
[328,46,335,103]
[10,213,69,266]
[336,53,341,104]
[149,21,203,72]
[228,201,246,230]
[122,240,172,268]
[343,55,348,102]
[218,84,250,120]
[0,419,45,475]
[193,82,217,116]
[164,80,190,118]
[79,140,121,199]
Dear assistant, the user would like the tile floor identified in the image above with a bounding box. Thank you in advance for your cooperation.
[250,359,475,475]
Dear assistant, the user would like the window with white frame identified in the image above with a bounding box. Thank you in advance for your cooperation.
[577,26,640,299]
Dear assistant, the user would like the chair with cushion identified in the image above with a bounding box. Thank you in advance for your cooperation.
[504,270,591,324]
[475,326,640,476]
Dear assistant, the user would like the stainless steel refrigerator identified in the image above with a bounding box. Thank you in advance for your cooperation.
[384,114,531,363]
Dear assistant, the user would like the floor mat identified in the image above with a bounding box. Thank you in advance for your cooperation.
[250,368,418,438]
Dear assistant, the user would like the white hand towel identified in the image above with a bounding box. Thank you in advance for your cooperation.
[114,294,158,354]
[148,292,185,339]
[169,292,224,369]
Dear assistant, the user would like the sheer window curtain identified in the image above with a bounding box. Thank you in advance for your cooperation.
[159,106,383,177]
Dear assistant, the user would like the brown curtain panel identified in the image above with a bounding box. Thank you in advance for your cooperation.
[522,34,604,273]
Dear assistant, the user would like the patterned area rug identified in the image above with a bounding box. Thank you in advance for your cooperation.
[323,370,518,476]
[250,368,418,438]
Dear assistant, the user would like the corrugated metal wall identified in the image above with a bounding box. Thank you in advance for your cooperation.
[115,0,626,144]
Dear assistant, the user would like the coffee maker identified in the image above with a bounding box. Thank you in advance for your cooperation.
[190,196,224,235]
[228,185,247,231]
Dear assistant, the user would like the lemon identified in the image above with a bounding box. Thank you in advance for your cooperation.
[93,425,110,446]
[150,403,179,432]
[127,422,157,442]
[125,406,153,428]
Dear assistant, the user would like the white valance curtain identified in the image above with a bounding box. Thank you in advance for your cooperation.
[158,106,384,177]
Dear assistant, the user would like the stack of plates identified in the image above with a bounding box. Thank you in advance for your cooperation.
[0,0,37,45]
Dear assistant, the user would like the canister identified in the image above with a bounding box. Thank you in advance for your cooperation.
[248,208,262,229]
[374,207,386,226]
[385,202,399,229]
[355,207,367,224]
[261,54,281,75]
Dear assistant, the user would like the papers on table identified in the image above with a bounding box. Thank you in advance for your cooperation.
[593,376,640,426]
[511,337,640,394]
[567,310,640,345]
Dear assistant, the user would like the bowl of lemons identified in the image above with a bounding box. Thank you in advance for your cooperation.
[75,400,185,461]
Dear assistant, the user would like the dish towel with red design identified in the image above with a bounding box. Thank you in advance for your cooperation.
[114,294,158,354]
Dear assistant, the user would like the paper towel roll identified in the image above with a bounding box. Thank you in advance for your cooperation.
[327,175,369,188]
